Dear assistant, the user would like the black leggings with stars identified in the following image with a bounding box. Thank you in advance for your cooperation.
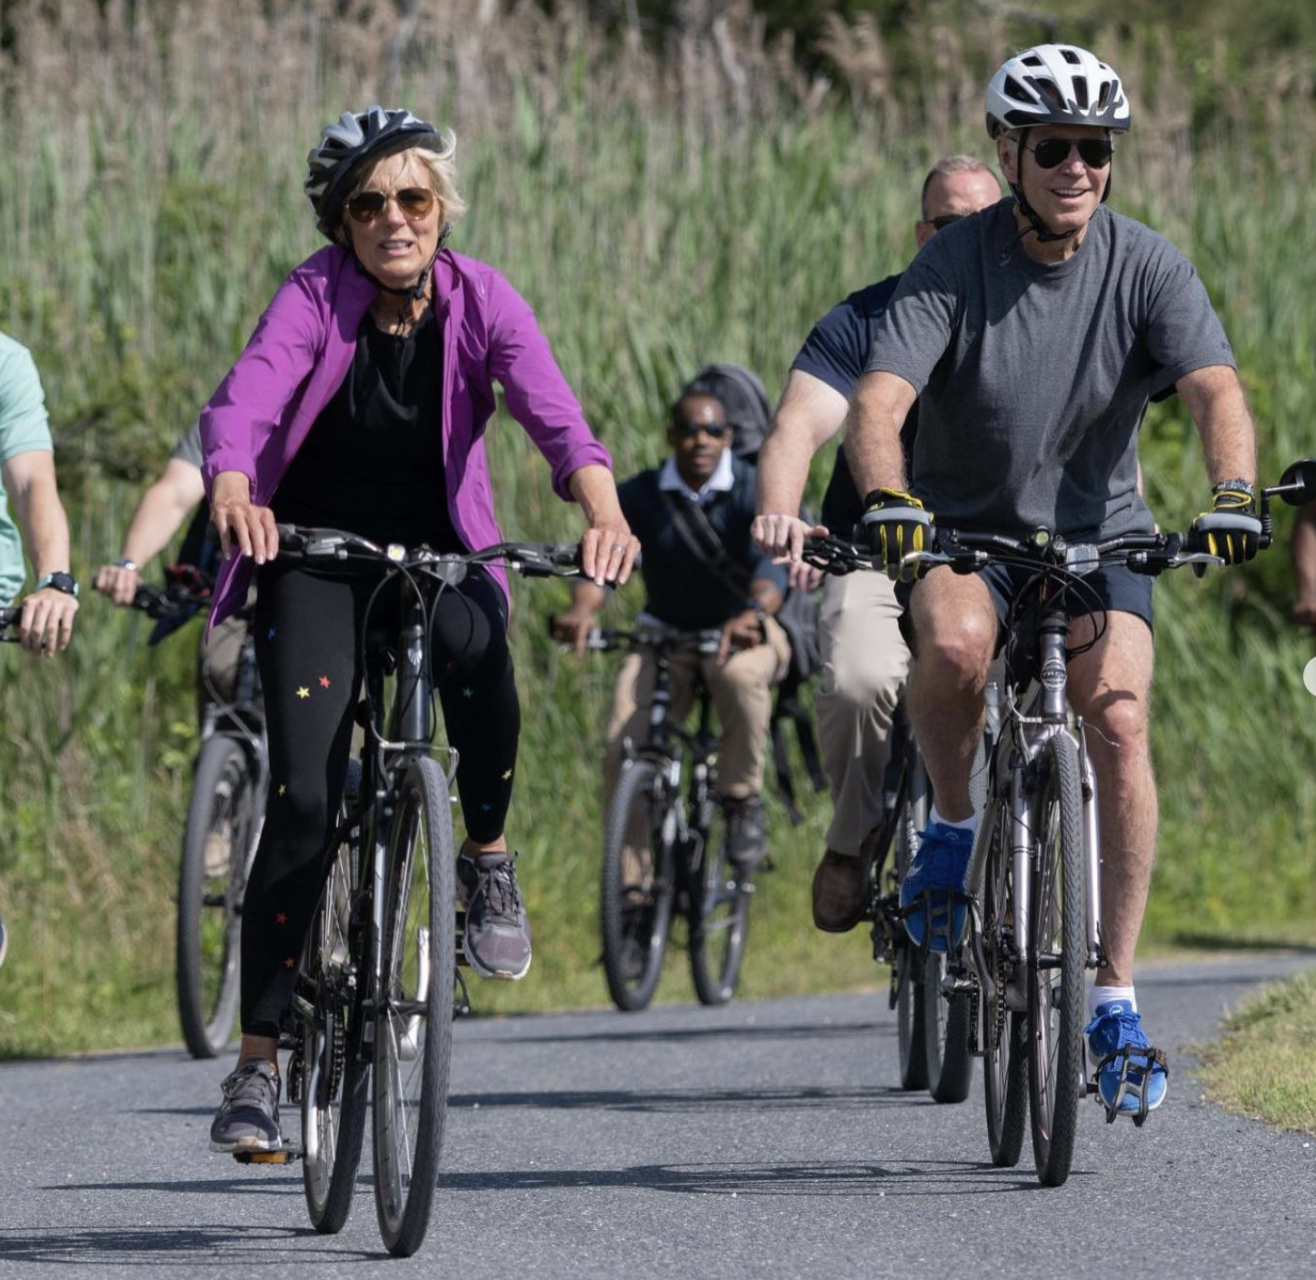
[240,560,519,1037]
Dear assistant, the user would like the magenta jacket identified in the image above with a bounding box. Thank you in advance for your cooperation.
[199,245,611,628]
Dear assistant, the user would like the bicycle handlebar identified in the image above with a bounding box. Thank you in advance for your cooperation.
[131,582,214,622]
[0,606,17,641]
[557,621,722,656]
[274,525,583,582]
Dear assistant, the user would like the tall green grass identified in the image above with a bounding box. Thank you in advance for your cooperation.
[2,1,1315,1054]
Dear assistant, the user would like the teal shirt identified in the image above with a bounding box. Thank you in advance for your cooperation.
[0,334,53,606]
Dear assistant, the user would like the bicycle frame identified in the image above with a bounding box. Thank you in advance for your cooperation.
[964,583,1104,986]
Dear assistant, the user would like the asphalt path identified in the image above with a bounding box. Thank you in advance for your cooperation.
[2,953,1314,1278]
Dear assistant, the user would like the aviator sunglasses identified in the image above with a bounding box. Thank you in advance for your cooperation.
[673,420,729,439]
[1022,136,1114,169]
[345,186,436,224]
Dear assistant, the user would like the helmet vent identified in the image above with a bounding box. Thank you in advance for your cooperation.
[1029,77,1066,110]
[1060,46,1081,64]
[1003,74,1033,103]
[1074,79,1089,110]
[1021,53,1043,67]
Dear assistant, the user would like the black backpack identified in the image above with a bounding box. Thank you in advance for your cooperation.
[678,363,773,465]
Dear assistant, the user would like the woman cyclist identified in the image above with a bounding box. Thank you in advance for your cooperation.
[203,106,639,1153]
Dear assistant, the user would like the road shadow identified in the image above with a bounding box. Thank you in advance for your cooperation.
[137,1081,925,1121]
[455,1017,886,1049]
[0,1223,385,1266]
[435,1156,1083,1198]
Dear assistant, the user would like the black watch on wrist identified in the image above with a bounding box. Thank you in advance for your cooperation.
[1212,478,1257,501]
[35,571,79,598]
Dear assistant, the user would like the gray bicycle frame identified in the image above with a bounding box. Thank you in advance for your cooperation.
[962,597,1103,1006]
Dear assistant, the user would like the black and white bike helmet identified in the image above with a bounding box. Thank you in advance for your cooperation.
[305,105,443,241]
[985,44,1130,139]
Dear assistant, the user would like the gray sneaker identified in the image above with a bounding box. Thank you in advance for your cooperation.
[724,796,767,868]
[209,1058,281,1153]
[458,854,532,980]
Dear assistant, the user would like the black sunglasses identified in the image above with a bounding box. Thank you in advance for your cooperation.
[1023,137,1114,170]
[345,186,436,224]
[926,213,964,230]
[673,420,729,439]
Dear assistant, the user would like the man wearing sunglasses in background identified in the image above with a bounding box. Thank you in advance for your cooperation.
[557,374,791,868]
[842,44,1260,1121]
[753,155,1000,932]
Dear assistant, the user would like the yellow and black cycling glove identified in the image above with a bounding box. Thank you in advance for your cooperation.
[1190,480,1261,566]
[859,488,934,583]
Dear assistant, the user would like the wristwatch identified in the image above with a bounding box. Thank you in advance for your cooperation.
[34,571,79,598]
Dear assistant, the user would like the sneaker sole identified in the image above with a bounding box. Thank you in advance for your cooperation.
[463,934,531,981]
[210,1133,283,1154]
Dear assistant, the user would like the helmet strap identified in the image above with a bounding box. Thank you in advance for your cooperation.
[352,233,446,326]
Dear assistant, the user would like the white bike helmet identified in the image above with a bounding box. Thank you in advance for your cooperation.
[305,105,443,241]
[985,44,1130,139]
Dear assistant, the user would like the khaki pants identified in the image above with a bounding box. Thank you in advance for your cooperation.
[815,570,910,858]
[604,618,791,801]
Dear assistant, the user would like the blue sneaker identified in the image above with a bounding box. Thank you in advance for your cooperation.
[1085,1001,1168,1121]
[899,822,974,951]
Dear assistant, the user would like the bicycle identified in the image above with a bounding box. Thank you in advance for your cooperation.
[899,464,1312,1187]
[132,575,266,1060]
[799,537,973,1104]
[587,624,758,1012]
[236,526,582,1258]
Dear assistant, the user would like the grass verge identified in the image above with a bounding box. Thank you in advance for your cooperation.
[1196,969,1316,1135]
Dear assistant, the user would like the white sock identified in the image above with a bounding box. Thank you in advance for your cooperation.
[929,805,979,836]
[1090,984,1137,1018]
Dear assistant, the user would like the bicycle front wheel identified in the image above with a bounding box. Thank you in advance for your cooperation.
[176,735,256,1059]
[372,756,456,1257]
[600,760,675,1011]
[982,807,1027,1167]
[302,764,369,1233]
[893,748,930,1091]
[687,801,750,1007]
[1028,731,1087,1187]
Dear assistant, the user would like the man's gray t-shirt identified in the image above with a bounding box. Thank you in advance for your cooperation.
[863,201,1235,540]
[171,419,203,469]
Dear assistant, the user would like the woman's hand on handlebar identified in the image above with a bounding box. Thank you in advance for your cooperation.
[211,471,280,565]
[579,521,640,588]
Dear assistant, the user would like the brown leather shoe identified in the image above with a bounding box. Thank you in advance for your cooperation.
[812,849,872,933]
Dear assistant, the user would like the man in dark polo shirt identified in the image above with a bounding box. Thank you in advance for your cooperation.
[753,156,1001,929]
[557,377,791,866]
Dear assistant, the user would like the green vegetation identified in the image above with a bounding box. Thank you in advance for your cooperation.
[1,1,1315,1056]
[1197,969,1316,1134]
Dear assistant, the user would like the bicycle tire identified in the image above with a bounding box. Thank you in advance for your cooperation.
[688,800,749,1007]
[372,756,456,1257]
[600,760,675,1011]
[176,735,254,1059]
[920,951,973,1104]
[982,807,1027,1167]
[302,762,369,1234]
[893,749,930,1091]
[1028,731,1087,1187]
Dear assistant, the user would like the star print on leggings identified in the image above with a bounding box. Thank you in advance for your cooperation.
[296,686,310,699]
[275,912,288,924]
[318,675,331,688]
[267,626,277,640]
[284,957,295,969]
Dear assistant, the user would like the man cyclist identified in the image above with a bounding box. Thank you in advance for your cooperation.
[94,420,249,713]
[753,155,1000,931]
[0,331,80,966]
[841,44,1260,1120]
[556,374,791,867]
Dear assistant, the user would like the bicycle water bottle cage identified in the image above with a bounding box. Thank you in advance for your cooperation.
[1091,1046,1169,1128]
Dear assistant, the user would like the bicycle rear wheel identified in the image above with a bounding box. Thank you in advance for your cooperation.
[1028,731,1086,1186]
[176,735,256,1059]
[372,756,456,1257]
[893,748,930,1091]
[982,808,1027,1166]
[302,763,368,1233]
[600,760,675,1011]
[688,800,750,1007]
[920,951,973,1103]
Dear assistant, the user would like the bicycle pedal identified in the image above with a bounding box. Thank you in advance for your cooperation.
[233,1145,300,1164]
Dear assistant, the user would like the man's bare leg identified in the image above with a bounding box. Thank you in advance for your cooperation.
[906,567,998,821]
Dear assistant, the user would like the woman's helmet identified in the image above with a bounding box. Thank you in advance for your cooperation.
[305,105,442,240]
[985,44,1130,139]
